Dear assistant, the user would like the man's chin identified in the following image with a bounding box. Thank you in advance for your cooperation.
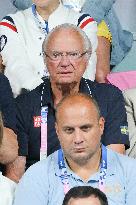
[56,77,74,84]
[67,152,91,166]
[56,80,78,88]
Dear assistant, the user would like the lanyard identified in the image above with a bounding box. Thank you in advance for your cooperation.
[58,145,107,194]
[99,145,107,192]
[32,4,49,35]
[58,149,70,194]
[40,83,48,160]
[40,106,48,160]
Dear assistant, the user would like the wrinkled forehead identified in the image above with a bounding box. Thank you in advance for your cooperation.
[45,28,85,52]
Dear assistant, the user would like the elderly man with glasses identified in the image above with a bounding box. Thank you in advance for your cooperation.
[8,23,129,183]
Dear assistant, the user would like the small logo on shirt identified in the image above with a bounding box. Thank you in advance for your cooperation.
[120,126,129,135]
[33,116,41,127]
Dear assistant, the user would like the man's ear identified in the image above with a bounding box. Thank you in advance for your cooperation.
[55,122,59,138]
[99,117,105,134]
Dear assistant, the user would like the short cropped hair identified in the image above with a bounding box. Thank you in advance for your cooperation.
[0,112,3,145]
[55,93,101,122]
[42,23,92,54]
[62,186,108,205]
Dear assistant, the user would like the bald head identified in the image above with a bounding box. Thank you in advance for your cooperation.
[55,93,101,122]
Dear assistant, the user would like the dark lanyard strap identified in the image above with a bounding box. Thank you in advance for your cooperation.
[58,144,107,194]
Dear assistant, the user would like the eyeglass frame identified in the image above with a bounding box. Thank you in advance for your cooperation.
[42,50,92,61]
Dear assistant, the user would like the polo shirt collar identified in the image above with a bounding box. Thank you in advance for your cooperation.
[79,78,92,94]
[54,147,116,183]
[41,78,89,107]
[44,78,88,110]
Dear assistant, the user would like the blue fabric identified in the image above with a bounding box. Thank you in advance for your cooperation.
[11,0,32,10]
[82,0,133,65]
[13,148,136,205]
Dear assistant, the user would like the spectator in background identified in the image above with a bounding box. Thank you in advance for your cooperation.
[0,0,16,20]
[11,0,31,11]
[8,24,128,183]
[13,93,135,205]
[123,88,136,158]
[63,0,133,82]
[0,0,97,97]
[13,0,133,83]
[0,112,17,205]
[62,186,108,205]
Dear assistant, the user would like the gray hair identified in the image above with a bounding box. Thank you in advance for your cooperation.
[42,23,92,54]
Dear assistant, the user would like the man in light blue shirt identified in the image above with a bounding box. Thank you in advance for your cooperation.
[14,93,136,205]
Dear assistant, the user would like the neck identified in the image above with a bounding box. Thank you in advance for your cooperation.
[66,147,101,182]
[36,1,60,21]
[51,81,80,107]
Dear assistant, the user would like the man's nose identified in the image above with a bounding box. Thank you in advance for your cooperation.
[60,55,71,67]
[74,129,84,145]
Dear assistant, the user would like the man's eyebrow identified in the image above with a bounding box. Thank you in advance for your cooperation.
[62,126,74,129]
[80,124,92,129]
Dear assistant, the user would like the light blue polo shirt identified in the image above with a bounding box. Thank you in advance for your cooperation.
[13,148,136,205]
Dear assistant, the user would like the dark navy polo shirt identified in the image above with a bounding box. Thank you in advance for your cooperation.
[0,73,16,172]
[16,78,129,169]
[0,73,16,132]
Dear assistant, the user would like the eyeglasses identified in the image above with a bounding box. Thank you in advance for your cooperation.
[43,50,91,61]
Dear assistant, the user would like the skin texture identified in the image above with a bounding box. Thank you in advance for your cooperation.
[0,128,18,164]
[68,196,101,205]
[44,28,89,86]
[32,0,60,20]
[96,36,111,83]
[56,94,105,181]
[0,55,5,73]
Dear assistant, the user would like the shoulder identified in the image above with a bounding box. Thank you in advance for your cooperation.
[23,151,58,180]
[0,74,13,96]
[123,88,136,99]
[86,79,123,100]
[1,7,30,20]
[16,83,43,105]
[0,8,31,31]
[0,73,9,84]
[108,148,136,173]
[77,13,96,29]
